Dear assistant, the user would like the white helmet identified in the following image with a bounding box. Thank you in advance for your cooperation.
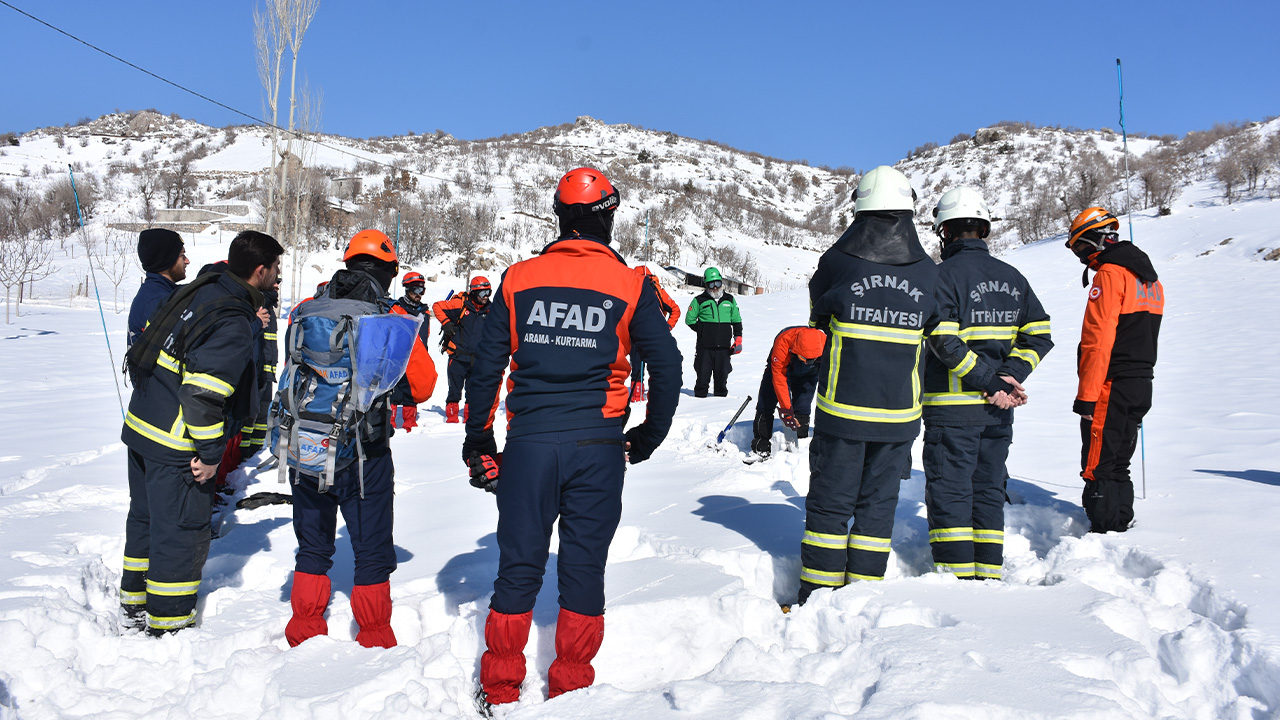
[932,186,991,236]
[853,165,916,214]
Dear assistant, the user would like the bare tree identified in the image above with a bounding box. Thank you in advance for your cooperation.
[274,0,319,242]
[81,224,136,313]
[1215,151,1245,204]
[255,0,288,235]
[0,234,55,323]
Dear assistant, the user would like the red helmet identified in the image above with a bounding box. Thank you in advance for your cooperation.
[343,229,397,263]
[402,271,426,287]
[469,276,491,292]
[554,167,619,218]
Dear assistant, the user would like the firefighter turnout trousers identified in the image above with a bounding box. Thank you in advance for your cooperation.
[123,450,214,633]
[291,452,397,586]
[922,424,1011,579]
[1080,376,1151,533]
[693,348,732,398]
[491,428,626,617]
[799,431,910,602]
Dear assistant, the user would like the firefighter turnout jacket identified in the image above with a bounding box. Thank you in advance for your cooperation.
[1075,241,1164,417]
[122,271,262,466]
[465,235,682,441]
[923,237,1054,426]
[808,213,941,442]
[433,291,490,360]
[685,291,742,348]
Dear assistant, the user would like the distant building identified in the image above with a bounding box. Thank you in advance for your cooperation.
[666,265,761,295]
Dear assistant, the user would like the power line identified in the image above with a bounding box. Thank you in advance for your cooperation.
[0,0,520,191]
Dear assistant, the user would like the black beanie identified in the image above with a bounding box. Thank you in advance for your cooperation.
[138,228,184,273]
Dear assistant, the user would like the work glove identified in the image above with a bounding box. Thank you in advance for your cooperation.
[732,336,743,355]
[467,451,501,493]
[624,424,660,464]
[779,408,800,431]
[438,321,457,350]
[461,432,498,465]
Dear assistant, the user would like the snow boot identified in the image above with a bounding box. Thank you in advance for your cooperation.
[285,571,331,647]
[548,608,604,699]
[630,380,646,403]
[480,609,533,705]
[445,402,460,424]
[401,405,418,432]
[351,581,397,648]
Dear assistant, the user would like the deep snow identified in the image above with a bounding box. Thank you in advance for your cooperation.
[1,180,1279,719]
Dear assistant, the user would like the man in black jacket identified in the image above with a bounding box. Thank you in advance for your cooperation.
[799,166,940,605]
[922,187,1053,580]
[120,231,283,635]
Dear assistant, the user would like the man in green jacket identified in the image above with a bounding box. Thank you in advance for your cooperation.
[685,267,743,397]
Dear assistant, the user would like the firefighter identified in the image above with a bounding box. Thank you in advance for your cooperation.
[799,166,941,605]
[463,167,681,709]
[284,230,437,649]
[240,280,279,458]
[922,186,1054,580]
[433,276,492,423]
[685,267,743,397]
[750,326,827,459]
[389,271,432,431]
[629,264,681,402]
[1066,207,1163,533]
[119,231,283,635]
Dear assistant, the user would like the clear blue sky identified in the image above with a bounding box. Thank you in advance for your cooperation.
[2,0,1276,169]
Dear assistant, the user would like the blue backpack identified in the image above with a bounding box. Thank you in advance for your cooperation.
[270,280,421,495]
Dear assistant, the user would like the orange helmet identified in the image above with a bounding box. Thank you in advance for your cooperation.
[343,229,397,263]
[554,167,619,218]
[469,276,491,292]
[1067,207,1120,248]
[402,271,425,287]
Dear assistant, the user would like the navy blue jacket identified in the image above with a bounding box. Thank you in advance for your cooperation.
[127,272,178,347]
[465,235,682,441]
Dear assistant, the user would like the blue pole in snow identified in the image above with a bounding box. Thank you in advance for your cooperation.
[70,165,126,421]
[1116,59,1145,500]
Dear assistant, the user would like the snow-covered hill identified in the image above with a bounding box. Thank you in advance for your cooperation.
[1,140,1280,718]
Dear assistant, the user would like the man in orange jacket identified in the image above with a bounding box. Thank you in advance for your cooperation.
[629,265,681,402]
[750,326,826,459]
[389,271,431,431]
[1066,207,1163,533]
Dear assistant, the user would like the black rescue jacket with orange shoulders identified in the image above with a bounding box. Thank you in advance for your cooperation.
[433,292,489,360]
[923,237,1054,426]
[464,234,682,442]
[808,211,941,443]
[1074,241,1163,416]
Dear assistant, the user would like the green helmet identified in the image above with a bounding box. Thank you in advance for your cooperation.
[703,267,723,283]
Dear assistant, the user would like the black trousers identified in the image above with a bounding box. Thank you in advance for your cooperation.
[693,348,732,397]
[1080,376,1152,533]
[752,365,817,453]
[291,452,396,586]
[446,356,473,404]
[123,450,214,633]
[922,423,1012,579]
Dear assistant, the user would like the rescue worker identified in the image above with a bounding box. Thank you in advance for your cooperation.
[463,167,681,709]
[284,229,437,649]
[685,267,743,397]
[629,264,681,402]
[1066,207,1163,533]
[799,166,940,605]
[127,228,189,347]
[750,326,827,459]
[922,186,1054,579]
[389,271,431,431]
[433,276,492,423]
[119,231,283,635]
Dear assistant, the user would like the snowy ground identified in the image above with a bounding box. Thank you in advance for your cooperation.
[2,183,1279,719]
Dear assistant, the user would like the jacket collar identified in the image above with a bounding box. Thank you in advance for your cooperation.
[940,236,990,261]
[224,271,264,309]
[541,233,627,265]
[145,271,179,290]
